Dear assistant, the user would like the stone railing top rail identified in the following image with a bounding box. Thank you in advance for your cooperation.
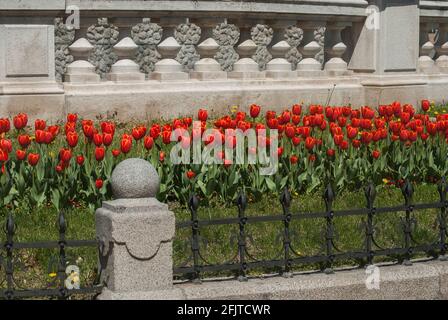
[420,0,448,18]
[0,0,370,17]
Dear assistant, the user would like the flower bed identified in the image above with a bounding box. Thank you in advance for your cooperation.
[0,99,445,209]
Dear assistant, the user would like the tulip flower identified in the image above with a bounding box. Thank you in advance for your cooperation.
[250,104,261,118]
[198,109,208,122]
[120,137,132,154]
[144,136,154,150]
[35,119,46,131]
[95,179,103,189]
[16,149,26,161]
[95,147,105,161]
[76,155,85,165]
[421,100,430,112]
[0,118,10,133]
[13,113,28,130]
[27,153,39,166]
[186,170,196,179]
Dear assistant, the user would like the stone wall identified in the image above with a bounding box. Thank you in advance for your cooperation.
[0,0,448,121]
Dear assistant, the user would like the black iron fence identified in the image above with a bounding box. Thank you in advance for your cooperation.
[0,211,104,300]
[174,179,448,281]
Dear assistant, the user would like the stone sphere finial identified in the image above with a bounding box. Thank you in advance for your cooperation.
[111,158,160,199]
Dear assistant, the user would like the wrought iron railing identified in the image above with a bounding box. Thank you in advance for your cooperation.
[174,179,448,281]
[0,211,104,300]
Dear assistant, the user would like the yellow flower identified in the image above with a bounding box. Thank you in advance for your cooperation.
[49,151,55,158]
[230,105,239,113]
[382,178,389,184]
[435,111,439,115]
[49,272,57,278]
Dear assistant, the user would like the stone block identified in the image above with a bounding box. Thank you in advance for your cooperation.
[0,24,55,81]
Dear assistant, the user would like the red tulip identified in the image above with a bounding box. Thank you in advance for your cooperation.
[144,136,154,150]
[347,126,358,139]
[0,139,12,153]
[67,113,78,123]
[250,104,261,118]
[59,148,72,163]
[290,155,298,164]
[292,136,301,146]
[13,113,28,130]
[198,109,208,122]
[82,124,95,139]
[120,137,132,154]
[66,131,79,148]
[372,150,380,159]
[93,133,103,147]
[159,151,165,162]
[0,149,8,162]
[0,118,10,133]
[150,124,161,139]
[162,130,172,145]
[65,122,76,134]
[95,179,103,189]
[292,104,302,116]
[76,155,85,165]
[27,153,39,166]
[17,135,31,148]
[421,99,430,112]
[16,149,26,161]
[186,170,196,179]
[103,133,113,146]
[112,149,121,157]
[101,121,115,135]
[285,124,295,139]
[305,136,315,150]
[327,149,335,157]
[340,140,349,150]
[35,119,46,131]
[132,126,147,141]
[95,147,105,161]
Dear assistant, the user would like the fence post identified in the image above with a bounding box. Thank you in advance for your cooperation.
[95,158,175,299]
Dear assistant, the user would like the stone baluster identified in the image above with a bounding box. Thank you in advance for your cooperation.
[65,38,100,83]
[190,37,227,80]
[251,24,274,71]
[436,24,448,73]
[213,20,240,72]
[86,18,120,79]
[96,158,175,300]
[266,40,296,78]
[150,36,189,80]
[324,22,352,76]
[131,18,163,76]
[418,22,438,74]
[228,39,265,79]
[297,22,324,77]
[107,37,145,82]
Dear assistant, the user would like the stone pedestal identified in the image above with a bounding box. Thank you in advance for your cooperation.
[150,37,188,81]
[107,37,145,82]
[266,40,296,79]
[297,22,323,77]
[96,158,175,299]
[228,39,265,79]
[65,38,100,83]
[190,38,227,81]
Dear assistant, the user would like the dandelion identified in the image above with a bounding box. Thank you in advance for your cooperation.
[49,272,57,278]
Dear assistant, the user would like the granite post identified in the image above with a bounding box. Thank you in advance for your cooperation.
[96,158,175,299]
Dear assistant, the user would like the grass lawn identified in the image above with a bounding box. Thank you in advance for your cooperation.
[0,182,444,298]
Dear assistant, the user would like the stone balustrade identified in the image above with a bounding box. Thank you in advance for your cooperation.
[1,0,448,121]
